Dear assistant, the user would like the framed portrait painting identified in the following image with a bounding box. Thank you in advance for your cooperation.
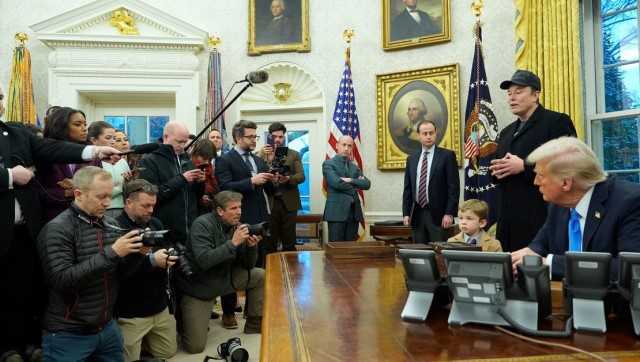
[382,0,451,51]
[248,0,310,55]
[376,64,461,170]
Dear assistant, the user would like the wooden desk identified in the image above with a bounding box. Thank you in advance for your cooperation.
[369,224,461,244]
[262,252,640,361]
[369,224,413,243]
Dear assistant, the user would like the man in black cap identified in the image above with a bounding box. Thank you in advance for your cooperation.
[489,69,576,252]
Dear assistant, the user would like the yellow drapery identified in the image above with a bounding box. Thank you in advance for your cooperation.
[514,0,584,139]
[6,44,38,125]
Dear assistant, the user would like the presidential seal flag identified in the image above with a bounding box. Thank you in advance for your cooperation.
[463,21,499,225]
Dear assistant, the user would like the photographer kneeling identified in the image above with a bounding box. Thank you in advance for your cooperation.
[176,191,265,354]
[115,179,178,361]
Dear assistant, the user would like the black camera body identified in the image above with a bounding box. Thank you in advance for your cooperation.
[138,228,169,246]
[166,244,194,277]
[213,337,248,362]
[246,222,270,238]
[269,146,290,176]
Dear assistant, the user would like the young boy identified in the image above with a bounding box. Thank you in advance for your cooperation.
[447,199,502,252]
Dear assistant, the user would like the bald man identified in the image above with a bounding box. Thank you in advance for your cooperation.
[322,136,370,242]
[139,121,205,244]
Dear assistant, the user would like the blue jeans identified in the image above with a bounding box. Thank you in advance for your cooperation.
[42,320,124,362]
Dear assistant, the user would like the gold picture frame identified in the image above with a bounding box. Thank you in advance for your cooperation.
[248,0,310,55]
[376,64,461,170]
[382,0,451,51]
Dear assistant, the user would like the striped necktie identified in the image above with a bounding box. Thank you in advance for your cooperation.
[417,151,429,208]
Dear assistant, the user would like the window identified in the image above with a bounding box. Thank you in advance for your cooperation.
[586,0,640,182]
[104,115,169,145]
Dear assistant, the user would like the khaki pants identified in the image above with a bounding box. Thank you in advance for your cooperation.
[180,267,265,354]
[117,308,177,362]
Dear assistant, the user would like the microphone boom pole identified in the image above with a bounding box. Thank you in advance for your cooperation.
[185,82,253,152]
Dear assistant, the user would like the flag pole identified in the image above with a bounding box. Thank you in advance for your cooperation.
[469,1,484,171]
[343,28,354,66]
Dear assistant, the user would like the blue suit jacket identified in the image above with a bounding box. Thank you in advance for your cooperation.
[322,155,370,222]
[528,177,640,280]
[215,149,272,225]
[402,146,459,226]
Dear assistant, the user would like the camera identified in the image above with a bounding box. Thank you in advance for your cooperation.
[196,163,209,172]
[210,337,248,362]
[166,244,194,277]
[138,228,169,246]
[246,222,270,238]
[269,146,290,176]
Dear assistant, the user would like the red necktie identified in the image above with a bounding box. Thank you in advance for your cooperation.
[417,151,429,208]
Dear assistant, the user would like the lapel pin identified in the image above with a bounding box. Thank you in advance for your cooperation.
[595,211,601,219]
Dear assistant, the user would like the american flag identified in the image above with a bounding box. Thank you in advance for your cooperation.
[325,47,365,227]
[204,49,227,145]
[464,132,480,159]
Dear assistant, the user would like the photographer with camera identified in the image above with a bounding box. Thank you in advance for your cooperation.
[138,121,205,246]
[37,167,143,361]
[175,191,265,354]
[259,122,305,253]
[115,179,179,361]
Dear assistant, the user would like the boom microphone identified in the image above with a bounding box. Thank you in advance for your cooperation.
[120,143,160,155]
[243,70,269,84]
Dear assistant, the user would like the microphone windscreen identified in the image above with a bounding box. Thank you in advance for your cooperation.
[247,70,269,84]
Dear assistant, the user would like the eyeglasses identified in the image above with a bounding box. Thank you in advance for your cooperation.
[243,135,260,140]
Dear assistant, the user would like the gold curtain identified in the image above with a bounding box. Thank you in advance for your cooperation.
[514,0,584,139]
[6,44,37,125]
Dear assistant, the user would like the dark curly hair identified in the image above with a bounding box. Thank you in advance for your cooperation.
[43,107,86,141]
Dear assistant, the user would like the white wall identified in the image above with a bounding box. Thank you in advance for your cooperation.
[0,0,517,219]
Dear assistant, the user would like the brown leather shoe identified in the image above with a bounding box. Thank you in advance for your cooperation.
[222,313,238,329]
[243,316,262,334]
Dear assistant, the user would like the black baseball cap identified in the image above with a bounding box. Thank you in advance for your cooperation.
[500,69,541,91]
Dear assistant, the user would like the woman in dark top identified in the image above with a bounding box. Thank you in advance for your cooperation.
[37,107,94,222]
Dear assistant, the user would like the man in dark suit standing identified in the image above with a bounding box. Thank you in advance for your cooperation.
[215,120,274,265]
[490,70,576,252]
[402,120,459,243]
[260,122,305,252]
[391,0,441,41]
[0,85,121,361]
[512,137,640,280]
[323,136,370,242]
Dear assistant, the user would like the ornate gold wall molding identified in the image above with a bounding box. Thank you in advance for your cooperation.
[515,0,584,139]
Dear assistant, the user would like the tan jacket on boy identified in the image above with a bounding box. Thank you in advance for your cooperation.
[447,230,503,252]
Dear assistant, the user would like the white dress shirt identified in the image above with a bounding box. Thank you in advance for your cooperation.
[406,7,422,23]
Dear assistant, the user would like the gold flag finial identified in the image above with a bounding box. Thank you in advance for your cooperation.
[343,28,355,44]
[207,35,221,51]
[15,32,28,46]
[471,0,484,19]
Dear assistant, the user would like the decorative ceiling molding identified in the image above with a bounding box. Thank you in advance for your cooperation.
[30,0,207,50]
[240,62,323,111]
